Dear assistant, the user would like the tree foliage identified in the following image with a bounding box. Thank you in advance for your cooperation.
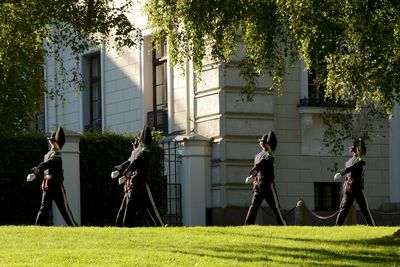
[145,0,295,100]
[0,0,140,136]
[146,0,400,156]
[146,0,400,110]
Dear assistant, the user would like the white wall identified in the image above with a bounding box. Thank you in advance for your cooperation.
[389,104,400,202]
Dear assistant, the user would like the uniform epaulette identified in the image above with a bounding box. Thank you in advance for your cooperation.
[49,150,61,161]
[356,157,366,166]
[264,152,274,162]
[138,147,151,156]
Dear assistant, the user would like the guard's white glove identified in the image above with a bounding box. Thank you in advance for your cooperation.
[118,176,127,185]
[245,176,254,184]
[334,173,342,181]
[31,167,39,175]
[27,173,36,182]
[111,170,120,179]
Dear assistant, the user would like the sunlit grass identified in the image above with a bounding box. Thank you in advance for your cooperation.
[0,226,398,266]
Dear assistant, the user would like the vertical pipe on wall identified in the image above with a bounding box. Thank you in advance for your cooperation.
[185,55,191,136]
[389,104,400,202]
[167,43,174,134]
[101,43,106,131]
[139,37,145,126]
[44,57,49,132]
[54,53,59,128]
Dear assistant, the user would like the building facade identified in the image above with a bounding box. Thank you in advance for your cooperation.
[43,1,399,226]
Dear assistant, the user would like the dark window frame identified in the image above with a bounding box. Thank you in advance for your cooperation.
[314,182,340,211]
[89,53,102,131]
[147,40,168,133]
[152,41,168,111]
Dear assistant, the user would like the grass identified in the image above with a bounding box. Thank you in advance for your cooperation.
[0,225,398,266]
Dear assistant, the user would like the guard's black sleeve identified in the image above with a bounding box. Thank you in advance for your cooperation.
[114,160,130,171]
[340,159,366,176]
[33,151,61,176]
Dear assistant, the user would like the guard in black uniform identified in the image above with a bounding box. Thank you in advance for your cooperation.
[112,126,164,227]
[27,127,78,226]
[245,131,287,226]
[334,138,375,226]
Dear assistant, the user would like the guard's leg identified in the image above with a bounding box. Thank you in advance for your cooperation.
[143,183,164,226]
[123,189,142,227]
[336,191,354,226]
[265,183,287,226]
[245,185,263,225]
[35,191,53,225]
[53,185,78,226]
[115,193,128,227]
[355,190,375,226]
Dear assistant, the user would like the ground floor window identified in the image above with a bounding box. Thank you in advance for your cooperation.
[314,182,340,211]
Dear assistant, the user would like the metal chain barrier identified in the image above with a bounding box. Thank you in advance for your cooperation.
[301,202,339,220]
[260,198,399,224]
[261,205,296,217]
[370,210,400,215]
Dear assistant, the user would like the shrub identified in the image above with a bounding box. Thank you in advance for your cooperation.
[79,131,165,226]
[0,132,48,225]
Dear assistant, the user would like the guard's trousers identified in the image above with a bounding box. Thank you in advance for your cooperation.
[336,189,375,226]
[245,182,287,226]
[35,185,78,226]
[115,184,164,227]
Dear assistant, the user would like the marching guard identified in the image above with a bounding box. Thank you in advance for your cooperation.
[334,138,375,226]
[244,131,288,226]
[27,127,78,226]
[112,125,164,227]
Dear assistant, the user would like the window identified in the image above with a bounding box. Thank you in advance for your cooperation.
[307,68,325,105]
[89,54,102,130]
[83,52,102,132]
[147,40,168,133]
[314,182,340,211]
[299,67,326,107]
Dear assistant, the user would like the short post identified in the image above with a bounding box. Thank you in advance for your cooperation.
[295,197,307,226]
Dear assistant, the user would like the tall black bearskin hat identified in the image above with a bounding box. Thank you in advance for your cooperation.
[350,138,367,156]
[48,127,65,149]
[139,125,152,147]
[259,130,277,151]
[358,138,367,156]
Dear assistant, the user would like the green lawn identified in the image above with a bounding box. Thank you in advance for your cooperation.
[0,225,398,266]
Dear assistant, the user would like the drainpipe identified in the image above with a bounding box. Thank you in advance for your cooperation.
[139,36,145,126]
[101,43,106,131]
[44,57,49,131]
[185,53,191,136]
[54,53,59,127]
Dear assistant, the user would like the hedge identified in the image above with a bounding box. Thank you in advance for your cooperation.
[0,131,165,226]
[0,133,48,225]
[79,131,165,226]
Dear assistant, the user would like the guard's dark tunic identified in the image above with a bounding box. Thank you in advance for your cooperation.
[336,156,375,226]
[245,150,287,226]
[115,147,164,227]
[33,148,77,226]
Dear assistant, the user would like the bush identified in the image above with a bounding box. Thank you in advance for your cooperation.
[79,131,165,226]
[0,130,165,226]
[0,132,48,225]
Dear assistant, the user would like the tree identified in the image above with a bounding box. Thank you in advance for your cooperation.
[0,0,139,136]
[146,0,400,156]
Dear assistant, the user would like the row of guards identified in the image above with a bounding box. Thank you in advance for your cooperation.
[27,127,398,227]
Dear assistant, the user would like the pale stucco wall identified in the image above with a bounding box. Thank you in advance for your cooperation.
[43,0,392,226]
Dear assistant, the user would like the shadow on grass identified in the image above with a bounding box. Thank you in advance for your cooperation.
[161,228,399,266]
